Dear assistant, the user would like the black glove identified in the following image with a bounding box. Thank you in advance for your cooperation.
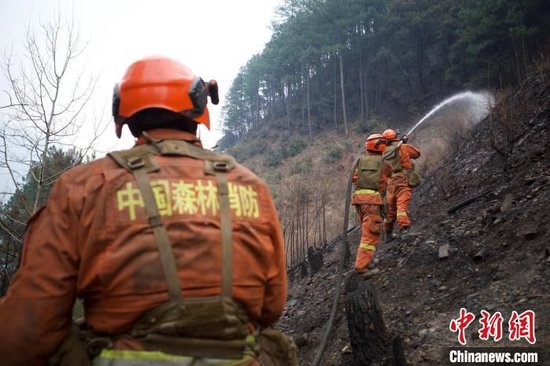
[400,134,409,143]
[380,202,387,219]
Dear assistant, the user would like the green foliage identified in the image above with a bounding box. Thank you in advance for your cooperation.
[0,146,83,292]
[227,139,266,161]
[218,132,239,150]
[324,146,343,162]
[219,0,546,146]
[358,117,386,134]
[289,157,313,175]
[264,150,284,167]
[287,137,307,157]
[448,0,547,86]
[267,170,283,185]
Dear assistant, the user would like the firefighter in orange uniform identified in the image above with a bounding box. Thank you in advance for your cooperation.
[382,128,421,236]
[0,56,295,365]
[351,134,392,274]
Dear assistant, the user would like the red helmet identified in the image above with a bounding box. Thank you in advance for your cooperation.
[112,56,217,138]
[383,129,398,142]
[364,133,387,153]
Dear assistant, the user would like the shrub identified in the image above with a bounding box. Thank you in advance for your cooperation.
[289,157,313,175]
[364,118,386,134]
[217,132,238,150]
[324,146,343,162]
[264,150,284,167]
[287,137,307,157]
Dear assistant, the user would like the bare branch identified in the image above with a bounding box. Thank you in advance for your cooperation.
[0,218,23,244]
[0,134,28,213]
[0,13,105,265]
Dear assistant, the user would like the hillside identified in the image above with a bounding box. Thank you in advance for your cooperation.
[226,121,373,268]
[268,62,550,365]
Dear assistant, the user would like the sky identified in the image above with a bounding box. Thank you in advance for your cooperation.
[0,0,283,153]
[0,0,284,196]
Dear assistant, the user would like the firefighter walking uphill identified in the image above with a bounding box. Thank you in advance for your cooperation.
[382,128,421,237]
[351,134,392,275]
[0,56,296,366]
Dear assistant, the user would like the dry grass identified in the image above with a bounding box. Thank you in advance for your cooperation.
[232,127,365,267]
[231,94,497,267]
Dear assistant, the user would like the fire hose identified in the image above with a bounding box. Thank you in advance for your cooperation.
[311,156,360,366]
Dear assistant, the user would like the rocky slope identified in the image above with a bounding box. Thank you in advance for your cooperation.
[277,64,550,365]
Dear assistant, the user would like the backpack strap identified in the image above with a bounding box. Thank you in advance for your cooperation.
[109,150,184,306]
[108,136,237,303]
[142,132,236,297]
[382,141,403,173]
[206,159,233,298]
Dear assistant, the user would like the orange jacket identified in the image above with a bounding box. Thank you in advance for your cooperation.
[386,143,421,186]
[397,143,421,171]
[351,153,392,205]
[0,129,287,366]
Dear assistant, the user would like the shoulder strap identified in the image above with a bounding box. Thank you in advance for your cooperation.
[382,141,403,173]
[108,138,237,303]
[109,151,184,306]
[209,162,233,298]
[149,136,236,298]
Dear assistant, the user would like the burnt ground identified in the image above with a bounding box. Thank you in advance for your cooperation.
[276,65,550,365]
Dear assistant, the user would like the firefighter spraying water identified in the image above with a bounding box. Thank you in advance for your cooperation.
[382,129,421,238]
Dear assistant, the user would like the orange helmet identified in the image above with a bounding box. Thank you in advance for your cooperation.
[382,129,398,142]
[112,56,218,138]
[364,133,387,153]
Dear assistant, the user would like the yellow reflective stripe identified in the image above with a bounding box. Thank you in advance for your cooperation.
[245,333,257,347]
[96,349,255,366]
[354,188,377,194]
[384,218,393,223]
[359,242,377,251]
[99,350,183,361]
[397,211,408,217]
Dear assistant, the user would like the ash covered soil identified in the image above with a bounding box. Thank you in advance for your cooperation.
[276,66,550,365]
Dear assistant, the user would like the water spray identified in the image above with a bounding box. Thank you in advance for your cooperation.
[406,91,495,137]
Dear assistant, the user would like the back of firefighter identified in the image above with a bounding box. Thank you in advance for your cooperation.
[0,57,295,366]
[382,129,421,236]
[351,134,392,274]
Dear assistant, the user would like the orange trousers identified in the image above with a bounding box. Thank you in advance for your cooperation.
[385,174,412,232]
[354,204,382,273]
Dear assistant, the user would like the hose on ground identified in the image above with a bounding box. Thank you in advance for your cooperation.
[311,156,359,366]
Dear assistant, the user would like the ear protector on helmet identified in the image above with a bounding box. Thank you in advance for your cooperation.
[111,79,215,125]
[365,133,387,153]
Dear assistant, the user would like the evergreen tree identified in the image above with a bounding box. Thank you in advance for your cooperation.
[219,0,549,147]
[0,147,83,295]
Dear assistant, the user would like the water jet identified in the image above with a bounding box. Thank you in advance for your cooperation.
[407,91,495,136]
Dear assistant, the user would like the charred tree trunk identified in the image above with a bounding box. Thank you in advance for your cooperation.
[307,247,324,275]
[344,276,407,366]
